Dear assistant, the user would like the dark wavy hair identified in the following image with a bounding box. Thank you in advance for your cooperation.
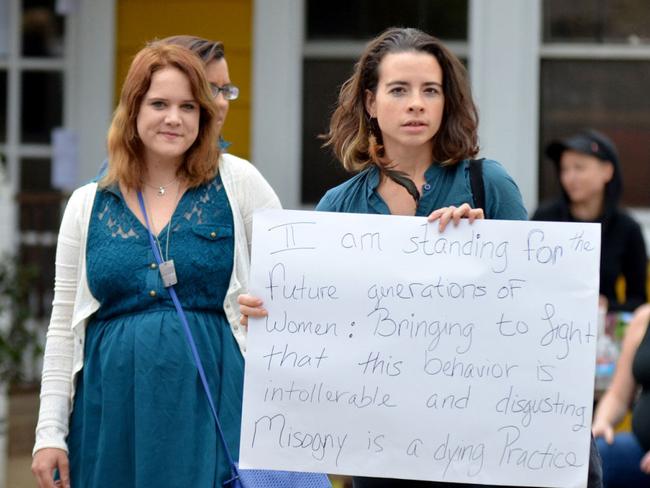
[103,42,219,190]
[324,27,479,177]
[160,35,225,64]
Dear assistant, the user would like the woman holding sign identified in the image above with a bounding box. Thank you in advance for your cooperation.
[31,42,281,487]
[239,27,603,487]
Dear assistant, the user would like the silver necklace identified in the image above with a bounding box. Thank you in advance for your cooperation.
[142,185,181,287]
[144,176,178,197]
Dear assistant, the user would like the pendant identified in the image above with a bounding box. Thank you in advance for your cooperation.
[158,186,166,196]
[159,259,178,287]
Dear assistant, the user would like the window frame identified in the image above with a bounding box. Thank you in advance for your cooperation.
[539,24,650,243]
[0,0,115,254]
[0,0,74,251]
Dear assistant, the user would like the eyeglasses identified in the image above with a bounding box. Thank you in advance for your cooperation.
[210,83,239,101]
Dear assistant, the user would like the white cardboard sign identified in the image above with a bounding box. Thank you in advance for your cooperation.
[240,209,600,488]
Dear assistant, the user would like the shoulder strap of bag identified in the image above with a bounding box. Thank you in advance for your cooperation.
[136,192,243,486]
[469,158,486,216]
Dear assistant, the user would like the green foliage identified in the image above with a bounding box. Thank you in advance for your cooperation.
[0,256,41,384]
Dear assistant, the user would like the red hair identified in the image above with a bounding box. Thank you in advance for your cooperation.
[104,42,219,190]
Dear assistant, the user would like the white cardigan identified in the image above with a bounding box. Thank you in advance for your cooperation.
[33,154,281,454]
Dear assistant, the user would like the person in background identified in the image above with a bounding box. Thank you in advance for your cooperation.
[593,303,650,487]
[532,129,647,312]
[239,26,602,488]
[161,35,238,151]
[31,41,280,488]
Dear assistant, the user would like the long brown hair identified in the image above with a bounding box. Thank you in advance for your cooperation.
[104,42,219,190]
[324,27,479,175]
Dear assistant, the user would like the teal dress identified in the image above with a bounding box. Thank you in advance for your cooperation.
[67,176,244,488]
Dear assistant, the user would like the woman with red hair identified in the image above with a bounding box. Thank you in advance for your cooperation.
[31,41,280,488]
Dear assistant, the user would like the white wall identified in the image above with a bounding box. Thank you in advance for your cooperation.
[0,165,12,256]
[469,0,541,213]
[252,0,303,209]
[73,0,116,182]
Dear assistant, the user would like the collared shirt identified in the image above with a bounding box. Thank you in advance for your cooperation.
[316,159,527,221]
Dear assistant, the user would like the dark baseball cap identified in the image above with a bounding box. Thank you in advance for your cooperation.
[546,129,619,167]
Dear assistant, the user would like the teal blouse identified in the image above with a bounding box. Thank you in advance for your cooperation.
[316,159,527,220]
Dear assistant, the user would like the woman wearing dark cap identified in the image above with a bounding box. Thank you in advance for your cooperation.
[532,129,647,312]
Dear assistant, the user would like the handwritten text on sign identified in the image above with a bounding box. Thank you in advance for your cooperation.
[240,210,600,488]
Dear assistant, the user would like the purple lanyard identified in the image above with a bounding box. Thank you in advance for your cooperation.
[136,191,242,484]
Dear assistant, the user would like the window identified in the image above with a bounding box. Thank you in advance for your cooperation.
[301,59,353,205]
[1,0,70,321]
[539,60,650,207]
[301,0,469,205]
[0,0,9,59]
[21,71,63,143]
[22,0,65,57]
[0,71,6,143]
[539,2,650,207]
[543,0,650,44]
[307,0,468,41]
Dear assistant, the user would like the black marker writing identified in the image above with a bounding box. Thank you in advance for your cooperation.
[402,225,509,273]
[524,229,563,265]
[251,413,347,466]
[498,425,583,470]
[268,221,317,254]
[263,344,328,371]
[341,231,383,251]
[266,263,338,301]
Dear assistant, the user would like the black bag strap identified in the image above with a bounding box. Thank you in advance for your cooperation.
[469,158,486,215]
